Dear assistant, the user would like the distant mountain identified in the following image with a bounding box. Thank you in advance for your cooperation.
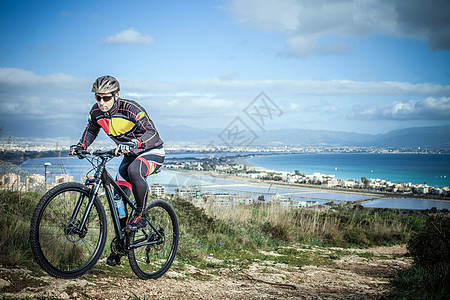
[259,125,450,148]
[257,129,373,147]
[367,126,450,148]
[158,125,217,144]
[160,125,450,148]
[3,122,449,149]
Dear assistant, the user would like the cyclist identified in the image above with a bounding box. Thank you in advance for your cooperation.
[71,75,165,266]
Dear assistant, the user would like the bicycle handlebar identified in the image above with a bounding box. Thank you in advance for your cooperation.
[74,141,137,158]
[76,149,117,158]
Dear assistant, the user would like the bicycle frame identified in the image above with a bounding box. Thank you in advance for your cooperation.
[69,150,163,252]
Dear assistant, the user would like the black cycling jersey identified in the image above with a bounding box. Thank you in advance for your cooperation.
[79,98,163,154]
[77,97,165,216]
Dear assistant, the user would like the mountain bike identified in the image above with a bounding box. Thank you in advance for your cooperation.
[30,148,179,280]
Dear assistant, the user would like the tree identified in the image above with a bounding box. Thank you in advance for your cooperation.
[361,177,369,189]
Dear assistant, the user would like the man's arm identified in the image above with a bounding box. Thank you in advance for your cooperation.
[79,112,101,149]
[125,100,163,149]
[135,115,162,149]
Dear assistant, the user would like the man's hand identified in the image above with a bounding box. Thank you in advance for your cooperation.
[70,143,86,159]
[115,139,139,156]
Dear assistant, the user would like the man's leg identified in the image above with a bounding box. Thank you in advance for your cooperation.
[107,156,134,266]
[126,147,165,230]
[115,156,134,225]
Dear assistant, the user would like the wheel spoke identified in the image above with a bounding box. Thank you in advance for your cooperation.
[30,183,107,279]
[128,200,179,279]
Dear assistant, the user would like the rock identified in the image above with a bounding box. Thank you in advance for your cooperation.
[12,268,32,274]
[0,278,11,288]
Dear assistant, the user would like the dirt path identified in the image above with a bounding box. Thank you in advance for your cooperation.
[1,245,410,299]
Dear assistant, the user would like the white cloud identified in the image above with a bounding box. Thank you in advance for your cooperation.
[0,68,87,89]
[0,68,91,118]
[349,97,450,120]
[102,28,154,45]
[122,78,450,96]
[227,0,450,56]
[1,68,449,136]
[2,68,449,100]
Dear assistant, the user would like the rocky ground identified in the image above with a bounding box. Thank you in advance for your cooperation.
[0,245,410,299]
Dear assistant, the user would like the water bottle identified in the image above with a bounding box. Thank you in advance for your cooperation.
[114,194,126,219]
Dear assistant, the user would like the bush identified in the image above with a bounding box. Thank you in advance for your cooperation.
[390,215,450,299]
[343,227,370,247]
[402,215,424,232]
[169,197,235,236]
[260,221,289,242]
[408,215,450,269]
[323,231,348,248]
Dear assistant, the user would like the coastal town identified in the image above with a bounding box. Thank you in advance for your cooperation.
[1,139,449,207]
[164,155,450,199]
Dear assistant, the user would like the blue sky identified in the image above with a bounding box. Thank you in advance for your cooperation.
[0,0,449,143]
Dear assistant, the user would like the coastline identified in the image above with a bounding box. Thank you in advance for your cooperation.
[235,153,450,188]
[170,167,450,204]
[225,156,450,203]
[7,152,450,208]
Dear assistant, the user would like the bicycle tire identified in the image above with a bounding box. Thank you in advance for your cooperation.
[128,199,179,279]
[30,182,107,279]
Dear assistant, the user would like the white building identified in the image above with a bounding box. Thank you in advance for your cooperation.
[209,193,233,208]
[55,174,73,184]
[1,173,21,188]
[26,174,45,186]
[297,200,319,208]
[176,187,201,199]
[151,184,165,197]
[232,195,253,205]
[271,193,293,209]
[323,179,339,187]
[342,180,355,188]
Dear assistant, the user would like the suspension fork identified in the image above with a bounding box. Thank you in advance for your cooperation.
[69,157,107,236]
[68,181,102,237]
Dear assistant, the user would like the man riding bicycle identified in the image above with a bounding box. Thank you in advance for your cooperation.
[71,75,165,266]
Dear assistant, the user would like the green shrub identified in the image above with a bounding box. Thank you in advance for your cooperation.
[390,215,450,299]
[343,227,370,246]
[169,197,235,236]
[402,215,424,232]
[260,221,290,242]
[323,231,348,248]
[408,215,450,269]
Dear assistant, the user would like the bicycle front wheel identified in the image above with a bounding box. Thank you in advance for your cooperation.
[30,182,107,279]
[128,200,179,279]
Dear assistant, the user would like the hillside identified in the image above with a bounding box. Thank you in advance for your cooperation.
[1,245,410,299]
[0,189,448,299]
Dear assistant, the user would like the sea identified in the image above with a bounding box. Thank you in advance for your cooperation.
[248,153,450,188]
[17,153,450,211]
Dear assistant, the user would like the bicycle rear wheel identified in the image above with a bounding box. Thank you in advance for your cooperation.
[128,200,179,279]
[30,182,107,278]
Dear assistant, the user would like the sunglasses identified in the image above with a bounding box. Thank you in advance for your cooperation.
[95,94,114,102]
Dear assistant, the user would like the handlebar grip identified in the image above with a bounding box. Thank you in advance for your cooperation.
[120,142,137,147]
